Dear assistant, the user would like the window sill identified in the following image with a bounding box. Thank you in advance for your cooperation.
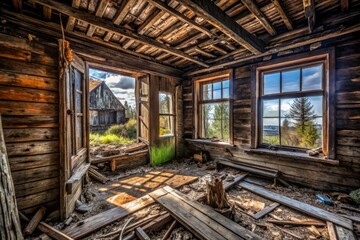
[244,148,339,165]
[160,134,175,138]
[185,138,234,147]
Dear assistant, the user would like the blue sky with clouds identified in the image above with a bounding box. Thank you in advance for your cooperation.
[89,68,136,107]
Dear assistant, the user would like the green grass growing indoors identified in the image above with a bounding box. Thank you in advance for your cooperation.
[90,119,137,145]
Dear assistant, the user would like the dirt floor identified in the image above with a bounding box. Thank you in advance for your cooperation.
[41,156,360,240]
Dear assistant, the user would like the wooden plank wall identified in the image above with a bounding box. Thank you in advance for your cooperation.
[0,33,60,214]
[183,36,360,192]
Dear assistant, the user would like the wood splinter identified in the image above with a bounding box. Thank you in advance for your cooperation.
[24,206,47,235]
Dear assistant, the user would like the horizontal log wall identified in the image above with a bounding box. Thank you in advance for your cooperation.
[0,32,60,214]
[183,37,360,192]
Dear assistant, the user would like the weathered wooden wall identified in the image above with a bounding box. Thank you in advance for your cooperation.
[183,36,360,191]
[0,33,60,214]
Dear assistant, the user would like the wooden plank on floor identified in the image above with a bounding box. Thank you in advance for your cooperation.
[163,186,263,240]
[335,225,356,240]
[238,181,353,230]
[149,190,229,240]
[254,202,280,219]
[62,195,155,239]
[63,173,198,239]
[327,222,338,240]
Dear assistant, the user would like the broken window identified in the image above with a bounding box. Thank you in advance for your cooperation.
[159,92,174,136]
[260,64,324,149]
[199,79,230,142]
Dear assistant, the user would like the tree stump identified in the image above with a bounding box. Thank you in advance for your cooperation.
[0,114,23,240]
[206,178,229,209]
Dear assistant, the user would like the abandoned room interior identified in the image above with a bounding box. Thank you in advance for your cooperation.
[0,0,359,239]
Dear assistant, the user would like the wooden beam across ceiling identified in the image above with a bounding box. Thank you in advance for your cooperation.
[31,0,209,67]
[146,0,213,37]
[0,8,184,79]
[241,0,277,36]
[272,0,293,30]
[176,0,264,54]
[186,22,360,76]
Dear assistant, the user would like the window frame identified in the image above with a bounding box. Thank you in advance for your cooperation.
[251,49,335,159]
[193,70,233,144]
[259,61,325,150]
[159,91,175,137]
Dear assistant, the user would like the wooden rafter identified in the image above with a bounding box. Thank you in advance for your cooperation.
[65,16,76,32]
[87,0,110,37]
[241,0,277,36]
[138,8,162,35]
[272,0,293,30]
[0,8,184,78]
[186,22,360,76]
[113,0,136,25]
[146,0,213,37]
[32,0,209,67]
[72,0,80,8]
[176,0,264,54]
[303,0,316,33]
[341,0,349,11]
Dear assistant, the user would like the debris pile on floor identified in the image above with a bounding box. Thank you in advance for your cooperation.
[20,158,360,240]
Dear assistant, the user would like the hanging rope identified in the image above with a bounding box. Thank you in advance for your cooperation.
[59,13,73,63]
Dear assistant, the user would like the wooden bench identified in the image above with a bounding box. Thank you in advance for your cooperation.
[149,186,263,240]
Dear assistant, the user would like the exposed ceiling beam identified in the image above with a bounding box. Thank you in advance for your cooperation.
[31,0,209,67]
[176,0,264,54]
[303,0,315,33]
[146,0,213,37]
[0,8,184,79]
[113,0,136,25]
[341,0,349,11]
[137,8,162,35]
[65,16,76,32]
[87,0,110,37]
[72,0,80,8]
[186,22,360,76]
[95,0,110,17]
[241,0,277,36]
[272,0,293,30]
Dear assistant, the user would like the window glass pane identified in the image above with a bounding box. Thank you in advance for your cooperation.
[202,102,229,141]
[281,117,299,147]
[213,89,222,99]
[262,118,279,145]
[282,69,300,92]
[222,87,229,99]
[307,96,323,117]
[282,97,322,119]
[203,84,212,100]
[160,115,172,136]
[264,72,280,95]
[159,93,171,114]
[223,80,229,88]
[213,82,221,90]
[263,99,279,117]
[279,97,322,148]
[302,64,322,91]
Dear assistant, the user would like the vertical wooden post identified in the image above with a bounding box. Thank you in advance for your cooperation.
[0,114,24,240]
